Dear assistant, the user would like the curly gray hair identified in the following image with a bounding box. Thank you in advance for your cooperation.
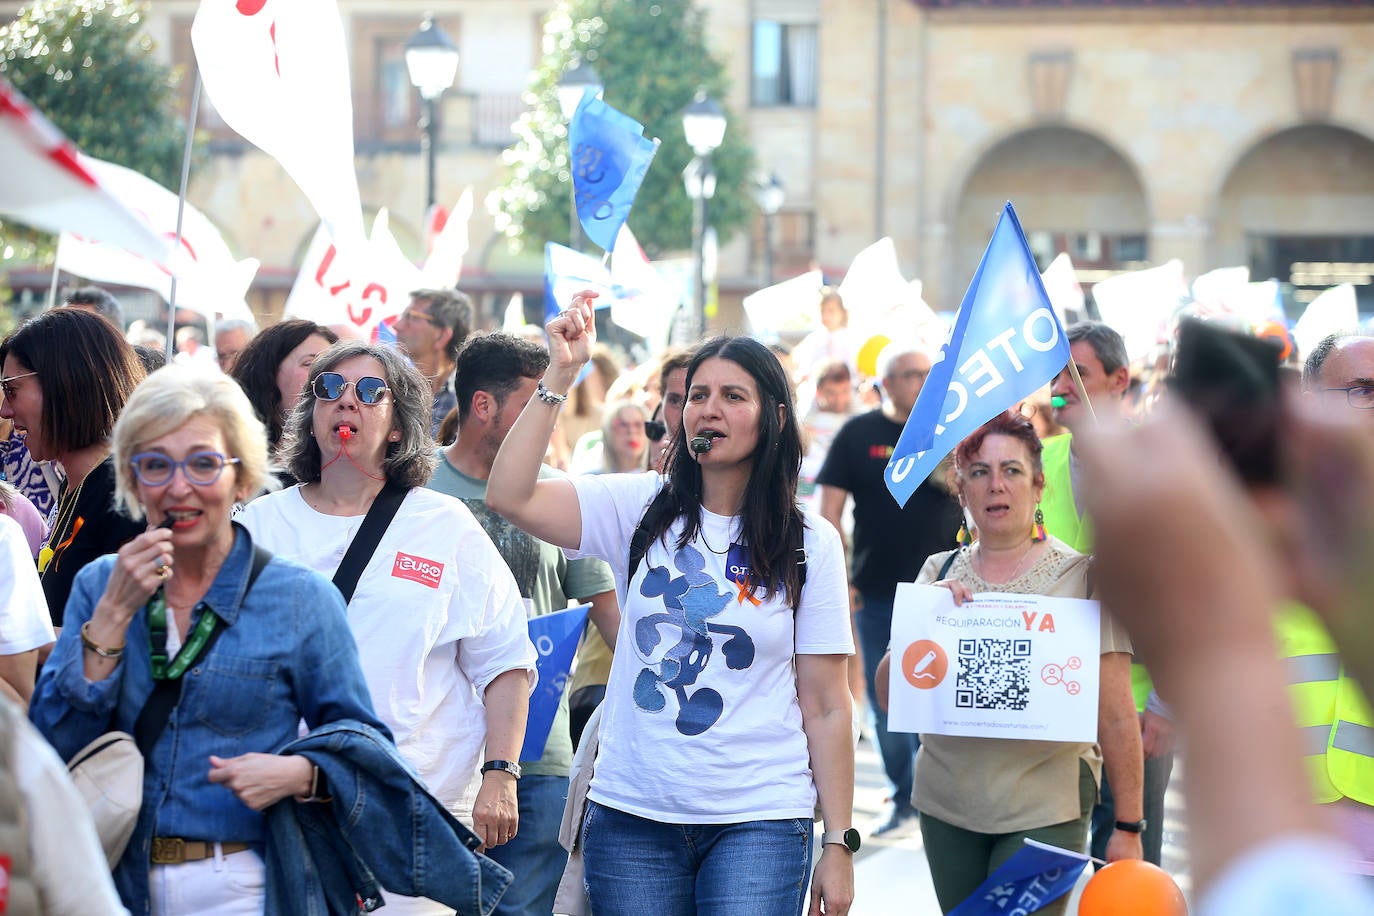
[279,340,438,488]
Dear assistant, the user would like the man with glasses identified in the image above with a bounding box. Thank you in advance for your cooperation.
[392,288,473,437]
[816,343,962,837]
[428,332,618,916]
[213,318,258,374]
[1304,333,1374,416]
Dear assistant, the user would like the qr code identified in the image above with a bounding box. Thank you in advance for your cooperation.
[955,638,1031,710]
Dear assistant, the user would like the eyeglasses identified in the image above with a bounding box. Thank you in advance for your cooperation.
[0,371,37,401]
[312,372,389,404]
[1324,385,1374,409]
[398,306,441,327]
[130,451,241,487]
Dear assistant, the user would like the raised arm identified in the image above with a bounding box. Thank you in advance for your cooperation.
[488,293,597,549]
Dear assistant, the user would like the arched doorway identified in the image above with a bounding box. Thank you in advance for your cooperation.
[952,126,1150,306]
[1215,124,1374,314]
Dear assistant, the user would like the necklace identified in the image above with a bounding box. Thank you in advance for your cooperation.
[38,476,87,575]
[973,539,1037,585]
[699,520,735,555]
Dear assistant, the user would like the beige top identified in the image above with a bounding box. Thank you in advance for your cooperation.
[912,537,1132,834]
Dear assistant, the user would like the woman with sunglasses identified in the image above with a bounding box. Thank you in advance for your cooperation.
[30,364,387,915]
[0,308,146,629]
[488,296,857,916]
[237,340,536,916]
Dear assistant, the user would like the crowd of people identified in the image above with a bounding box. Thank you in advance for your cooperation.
[0,279,1373,916]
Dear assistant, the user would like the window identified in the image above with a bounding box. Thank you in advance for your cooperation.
[752,21,818,107]
[352,16,461,146]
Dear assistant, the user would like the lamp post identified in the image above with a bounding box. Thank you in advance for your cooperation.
[680,91,726,341]
[752,172,785,286]
[405,14,460,216]
[557,60,603,252]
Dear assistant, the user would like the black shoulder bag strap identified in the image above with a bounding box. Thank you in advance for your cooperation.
[937,548,961,582]
[332,481,408,605]
[133,544,272,756]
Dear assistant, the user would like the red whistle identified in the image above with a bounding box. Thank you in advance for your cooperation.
[338,425,352,441]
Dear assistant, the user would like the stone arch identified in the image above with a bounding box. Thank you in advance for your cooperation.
[1212,124,1374,299]
[950,125,1151,300]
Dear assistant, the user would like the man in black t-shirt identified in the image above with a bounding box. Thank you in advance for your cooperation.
[817,344,962,836]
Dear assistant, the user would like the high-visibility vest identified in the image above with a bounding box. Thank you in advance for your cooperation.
[1275,602,1374,805]
[1039,433,1151,711]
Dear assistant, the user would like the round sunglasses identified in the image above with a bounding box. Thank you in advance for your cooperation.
[312,372,389,404]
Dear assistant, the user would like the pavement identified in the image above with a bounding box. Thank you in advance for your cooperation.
[849,731,1192,914]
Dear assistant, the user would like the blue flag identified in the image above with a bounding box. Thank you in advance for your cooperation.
[543,241,613,324]
[567,90,660,253]
[521,603,591,760]
[948,840,1090,916]
[884,202,1070,507]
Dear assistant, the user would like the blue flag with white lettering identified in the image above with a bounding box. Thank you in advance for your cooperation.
[567,90,660,254]
[948,839,1089,916]
[884,202,1070,508]
[521,603,591,760]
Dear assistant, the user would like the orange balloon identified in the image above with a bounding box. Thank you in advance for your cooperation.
[1078,860,1188,916]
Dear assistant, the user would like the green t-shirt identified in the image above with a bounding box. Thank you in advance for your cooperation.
[427,449,615,776]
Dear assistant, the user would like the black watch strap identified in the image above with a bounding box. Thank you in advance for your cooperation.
[481,759,522,779]
[1114,819,1146,834]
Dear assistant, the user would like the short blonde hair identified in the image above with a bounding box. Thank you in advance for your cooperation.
[113,363,269,519]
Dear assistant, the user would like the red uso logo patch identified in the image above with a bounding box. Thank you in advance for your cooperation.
[392,552,444,589]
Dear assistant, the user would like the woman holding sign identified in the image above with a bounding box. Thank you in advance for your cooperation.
[488,293,857,916]
[877,410,1143,915]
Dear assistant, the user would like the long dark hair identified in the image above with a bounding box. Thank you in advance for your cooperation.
[229,319,338,448]
[652,336,805,608]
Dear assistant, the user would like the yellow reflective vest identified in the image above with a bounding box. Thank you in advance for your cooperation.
[1275,602,1374,805]
[1039,433,1152,711]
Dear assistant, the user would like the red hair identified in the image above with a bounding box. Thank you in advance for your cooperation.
[954,410,1045,480]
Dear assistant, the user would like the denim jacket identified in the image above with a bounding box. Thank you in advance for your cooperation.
[29,524,388,914]
[266,720,514,916]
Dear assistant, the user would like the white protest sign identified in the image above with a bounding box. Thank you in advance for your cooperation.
[888,583,1100,742]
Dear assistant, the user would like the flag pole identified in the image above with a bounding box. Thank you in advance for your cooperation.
[1066,358,1099,424]
[45,257,61,310]
[166,68,203,362]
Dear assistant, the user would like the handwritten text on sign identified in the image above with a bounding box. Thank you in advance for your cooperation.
[888,584,1100,742]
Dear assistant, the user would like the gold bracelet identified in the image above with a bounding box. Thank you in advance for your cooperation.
[79,621,125,659]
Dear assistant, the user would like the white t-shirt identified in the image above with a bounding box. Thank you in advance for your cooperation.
[566,472,853,824]
[0,515,55,655]
[237,486,537,816]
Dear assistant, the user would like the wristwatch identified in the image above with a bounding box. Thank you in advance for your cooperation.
[820,827,861,853]
[1114,819,1147,834]
[480,759,522,780]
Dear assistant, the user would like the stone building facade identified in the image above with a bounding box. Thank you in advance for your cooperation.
[3,0,1370,327]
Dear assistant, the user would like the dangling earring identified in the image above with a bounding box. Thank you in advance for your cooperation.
[1033,506,1048,543]
[956,516,972,546]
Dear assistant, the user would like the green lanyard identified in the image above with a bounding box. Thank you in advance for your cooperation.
[147,588,221,681]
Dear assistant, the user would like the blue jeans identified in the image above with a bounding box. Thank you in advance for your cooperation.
[1089,752,1174,865]
[856,592,919,807]
[483,775,569,916]
[581,801,812,916]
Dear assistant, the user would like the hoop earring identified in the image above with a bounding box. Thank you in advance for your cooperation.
[1033,506,1048,543]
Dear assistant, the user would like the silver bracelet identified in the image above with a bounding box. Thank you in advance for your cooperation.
[535,382,569,406]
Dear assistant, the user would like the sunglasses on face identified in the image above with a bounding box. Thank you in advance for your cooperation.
[312,372,389,404]
[130,451,240,487]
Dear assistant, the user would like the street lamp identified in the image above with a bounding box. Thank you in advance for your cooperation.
[558,60,603,251]
[680,91,726,341]
[752,172,785,286]
[405,14,460,215]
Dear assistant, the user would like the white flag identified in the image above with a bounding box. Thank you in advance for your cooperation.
[418,188,473,289]
[192,0,363,242]
[284,210,423,340]
[0,76,170,263]
[1040,253,1084,324]
[609,224,678,351]
[55,157,256,322]
[1092,259,1189,363]
[1294,284,1358,360]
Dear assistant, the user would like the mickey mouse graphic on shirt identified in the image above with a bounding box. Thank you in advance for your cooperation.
[632,542,757,735]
